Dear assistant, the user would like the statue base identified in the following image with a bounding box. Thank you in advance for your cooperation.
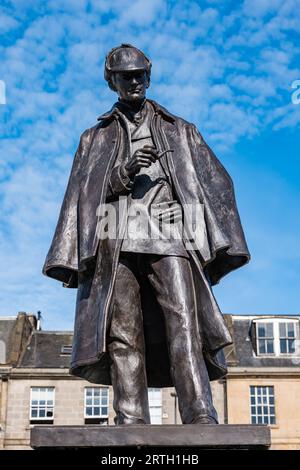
[31,424,270,450]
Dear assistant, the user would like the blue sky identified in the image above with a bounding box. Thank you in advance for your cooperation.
[0,0,299,330]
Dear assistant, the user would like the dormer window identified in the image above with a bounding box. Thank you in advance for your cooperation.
[257,322,274,354]
[252,318,299,357]
[60,345,72,355]
[279,322,296,354]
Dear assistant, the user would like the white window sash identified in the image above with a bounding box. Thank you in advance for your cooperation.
[84,387,109,418]
[255,319,299,357]
[30,387,55,421]
[148,388,162,424]
[250,386,275,425]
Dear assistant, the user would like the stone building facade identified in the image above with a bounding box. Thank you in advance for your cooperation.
[0,312,299,449]
[225,315,300,450]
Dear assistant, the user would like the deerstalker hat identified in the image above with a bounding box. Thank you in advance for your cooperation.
[104,44,151,80]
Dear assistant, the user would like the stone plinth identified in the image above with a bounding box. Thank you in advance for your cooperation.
[31,424,270,450]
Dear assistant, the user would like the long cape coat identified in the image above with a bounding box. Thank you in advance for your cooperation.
[43,100,250,386]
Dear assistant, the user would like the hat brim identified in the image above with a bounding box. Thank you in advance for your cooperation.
[109,65,147,72]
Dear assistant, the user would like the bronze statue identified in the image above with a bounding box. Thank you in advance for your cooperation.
[43,44,250,425]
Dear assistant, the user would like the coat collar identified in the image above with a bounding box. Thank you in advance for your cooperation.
[97,99,175,123]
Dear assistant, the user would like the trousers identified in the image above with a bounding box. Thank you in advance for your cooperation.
[107,252,218,424]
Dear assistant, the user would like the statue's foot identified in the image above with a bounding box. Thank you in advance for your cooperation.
[191,415,218,425]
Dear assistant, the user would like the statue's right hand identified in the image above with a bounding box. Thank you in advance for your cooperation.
[123,145,158,178]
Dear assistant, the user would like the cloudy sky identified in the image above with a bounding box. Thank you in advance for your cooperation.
[0,0,299,330]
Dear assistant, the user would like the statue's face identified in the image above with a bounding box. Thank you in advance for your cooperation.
[112,70,149,103]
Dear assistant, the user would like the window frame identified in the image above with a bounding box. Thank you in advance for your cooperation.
[148,388,162,425]
[30,386,55,424]
[254,318,299,357]
[84,387,109,423]
[60,345,72,355]
[249,385,276,425]
[279,322,297,354]
[256,321,275,355]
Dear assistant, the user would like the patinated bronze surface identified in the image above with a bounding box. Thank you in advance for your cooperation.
[43,44,250,425]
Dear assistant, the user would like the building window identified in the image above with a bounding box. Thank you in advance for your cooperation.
[30,387,55,424]
[84,387,109,425]
[0,339,6,364]
[148,388,162,424]
[254,319,299,356]
[60,345,72,355]
[250,386,275,425]
[279,322,296,354]
[257,322,274,354]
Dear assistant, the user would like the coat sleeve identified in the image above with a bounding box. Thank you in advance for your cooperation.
[106,163,133,201]
[42,129,92,288]
[188,124,251,285]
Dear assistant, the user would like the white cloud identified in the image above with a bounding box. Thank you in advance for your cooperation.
[0,12,19,33]
[119,0,166,26]
[243,0,284,18]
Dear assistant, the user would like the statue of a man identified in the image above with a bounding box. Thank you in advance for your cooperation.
[43,44,250,425]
